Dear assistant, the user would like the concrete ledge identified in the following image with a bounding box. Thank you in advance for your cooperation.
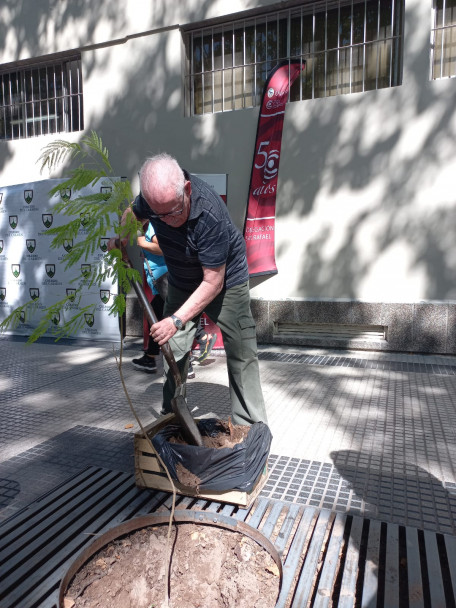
[125,294,456,355]
[251,298,456,356]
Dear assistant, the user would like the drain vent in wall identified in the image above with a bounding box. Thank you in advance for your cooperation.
[274,322,387,342]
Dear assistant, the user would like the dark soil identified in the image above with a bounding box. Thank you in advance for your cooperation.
[64,523,280,608]
[171,420,251,487]
[169,419,250,449]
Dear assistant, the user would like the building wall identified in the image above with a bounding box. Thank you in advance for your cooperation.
[1,0,456,354]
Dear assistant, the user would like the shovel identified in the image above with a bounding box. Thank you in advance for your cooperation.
[118,242,203,447]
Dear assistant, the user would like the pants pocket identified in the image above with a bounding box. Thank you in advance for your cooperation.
[239,316,257,340]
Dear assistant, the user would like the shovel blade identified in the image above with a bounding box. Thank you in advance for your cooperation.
[171,396,203,447]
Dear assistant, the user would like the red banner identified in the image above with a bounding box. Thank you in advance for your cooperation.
[244,60,304,277]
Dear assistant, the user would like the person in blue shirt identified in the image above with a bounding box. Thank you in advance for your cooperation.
[132,221,168,373]
[132,222,217,376]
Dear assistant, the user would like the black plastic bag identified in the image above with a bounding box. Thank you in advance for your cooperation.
[151,419,272,492]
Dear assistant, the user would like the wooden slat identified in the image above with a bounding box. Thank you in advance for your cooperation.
[274,503,302,555]
[136,471,252,506]
[313,512,347,608]
[246,496,270,528]
[423,530,446,607]
[275,507,316,608]
[137,452,163,473]
[338,515,364,608]
[361,519,382,608]
[406,527,425,608]
[443,534,456,605]
[222,502,239,518]
[384,523,399,607]
[291,509,333,607]
[260,501,284,539]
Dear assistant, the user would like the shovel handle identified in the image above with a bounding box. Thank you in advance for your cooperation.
[116,239,182,384]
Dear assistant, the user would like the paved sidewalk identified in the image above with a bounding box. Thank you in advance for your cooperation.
[1,335,456,536]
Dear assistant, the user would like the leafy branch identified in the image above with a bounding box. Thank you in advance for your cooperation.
[0,131,141,343]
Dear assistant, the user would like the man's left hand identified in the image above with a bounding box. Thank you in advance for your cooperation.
[150,317,177,345]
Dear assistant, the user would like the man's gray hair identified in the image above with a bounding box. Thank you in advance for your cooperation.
[139,153,185,201]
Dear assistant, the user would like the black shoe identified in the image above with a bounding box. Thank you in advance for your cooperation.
[187,363,195,379]
[132,354,157,373]
[197,333,217,362]
[159,407,172,416]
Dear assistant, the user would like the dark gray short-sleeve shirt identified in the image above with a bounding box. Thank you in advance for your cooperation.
[132,172,249,293]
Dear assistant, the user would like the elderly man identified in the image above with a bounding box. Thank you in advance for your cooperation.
[120,153,267,426]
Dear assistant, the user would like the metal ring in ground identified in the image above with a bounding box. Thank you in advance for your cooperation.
[58,509,283,607]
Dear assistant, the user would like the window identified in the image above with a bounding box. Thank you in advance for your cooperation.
[0,56,83,140]
[184,0,403,115]
[431,0,456,79]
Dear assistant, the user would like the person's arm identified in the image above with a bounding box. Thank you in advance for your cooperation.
[149,264,225,345]
[138,234,163,256]
[107,205,137,252]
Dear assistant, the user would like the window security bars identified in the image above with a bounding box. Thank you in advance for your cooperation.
[184,0,403,116]
[0,56,83,140]
[432,0,456,79]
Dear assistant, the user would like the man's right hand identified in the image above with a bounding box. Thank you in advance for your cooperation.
[107,237,128,251]
[107,237,130,263]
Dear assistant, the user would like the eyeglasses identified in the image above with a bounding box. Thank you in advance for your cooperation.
[149,193,185,220]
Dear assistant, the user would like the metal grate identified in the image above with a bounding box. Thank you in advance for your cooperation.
[0,56,83,140]
[258,350,456,376]
[274,322,387,341]
[1,466,456,607]
[431,0,456,80]
[184,0,403,115]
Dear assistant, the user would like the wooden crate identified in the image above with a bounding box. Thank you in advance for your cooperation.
[134,414,268,508]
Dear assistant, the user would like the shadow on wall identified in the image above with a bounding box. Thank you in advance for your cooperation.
[1,0,456,303]
[274,0,456,302]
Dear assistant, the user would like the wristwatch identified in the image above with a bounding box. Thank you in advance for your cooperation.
[170,314,184,330]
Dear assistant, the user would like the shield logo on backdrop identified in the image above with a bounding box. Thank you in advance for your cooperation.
[63,239,73,252]
[9,216,18,229]
[84,313,94,327]
[42,214,53,228]
[24,190,33,204]
[100,186,112,200]
[99,238,109,252]
[60,188,71,202]
[51,312,60,325]
[81,264,91,278]
[11,264,20,278]
[29,288,40,300]
[19,311,26,323]
[0,288,5,301]
[100,289,110,304]
[0,240,3,254]
[80,212,90,227]
[45,264,56,278]
[26,239,36,253]
[66,288,77,302]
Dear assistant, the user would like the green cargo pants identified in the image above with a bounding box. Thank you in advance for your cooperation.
[162,281,268,426]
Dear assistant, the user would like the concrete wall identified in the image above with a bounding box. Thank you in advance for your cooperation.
[2,0,456,354]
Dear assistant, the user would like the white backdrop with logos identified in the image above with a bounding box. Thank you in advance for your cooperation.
[0,178,120,341]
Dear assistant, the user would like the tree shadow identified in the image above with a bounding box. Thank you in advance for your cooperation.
[1,0,456,309]
[329,448,456,608]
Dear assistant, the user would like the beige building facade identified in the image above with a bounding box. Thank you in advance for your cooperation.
[1,0,456,354]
